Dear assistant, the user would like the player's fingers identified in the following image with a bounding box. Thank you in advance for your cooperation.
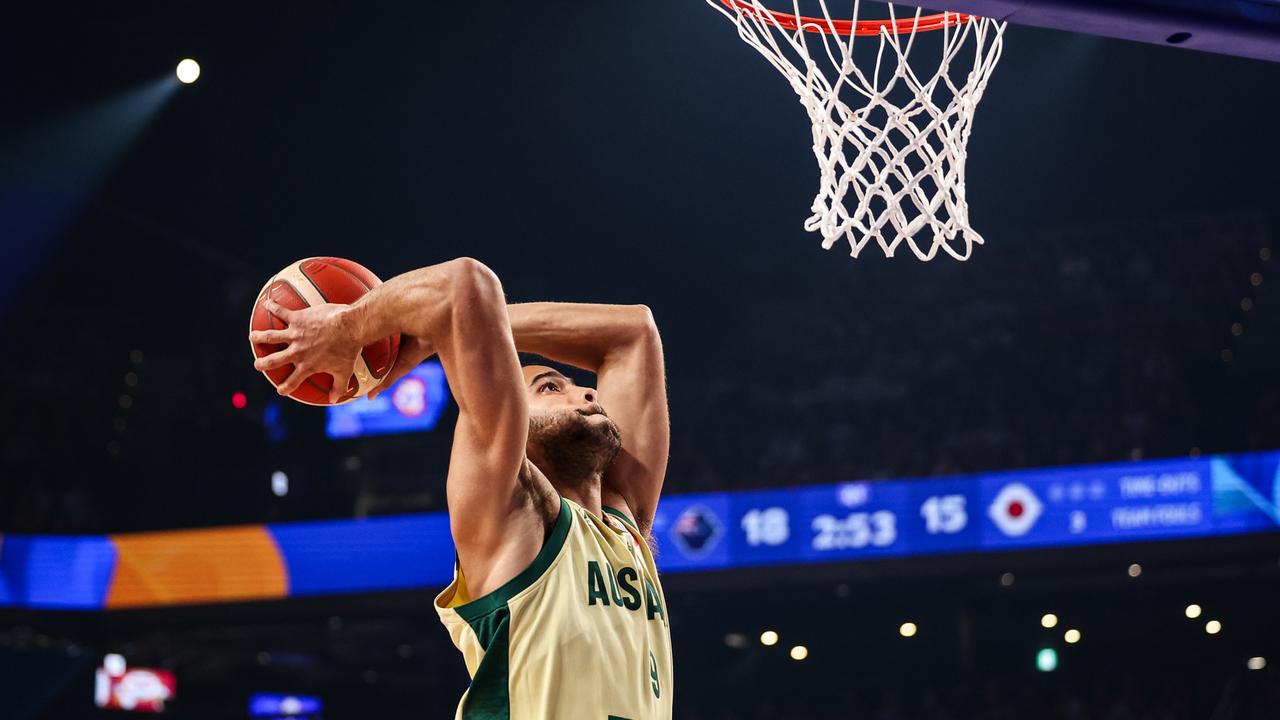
[368,362,414,400]
[276,365,308,396]
[328,373,350,404]
[248,328,292,344]
[264,299,296,323]
[253,348,296,371]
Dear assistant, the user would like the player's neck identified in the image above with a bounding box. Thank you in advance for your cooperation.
[552,474,604,519]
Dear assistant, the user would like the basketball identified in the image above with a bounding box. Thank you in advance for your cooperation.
[249,257,400,405]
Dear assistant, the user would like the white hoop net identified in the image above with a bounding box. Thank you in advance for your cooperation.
[708,1,1006,260]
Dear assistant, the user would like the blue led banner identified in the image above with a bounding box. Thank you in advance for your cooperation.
[1,450,1277,610]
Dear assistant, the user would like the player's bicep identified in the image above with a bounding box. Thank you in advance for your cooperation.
[432,260,529,543]
[597,308,669,532]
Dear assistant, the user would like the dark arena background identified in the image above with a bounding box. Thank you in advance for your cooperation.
[3,2,1280,718]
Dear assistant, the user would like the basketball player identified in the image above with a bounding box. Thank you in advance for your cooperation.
[248,257,673,719]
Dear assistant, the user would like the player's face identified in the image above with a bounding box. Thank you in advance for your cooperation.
[521,365,621,478]
[522,365,605,418]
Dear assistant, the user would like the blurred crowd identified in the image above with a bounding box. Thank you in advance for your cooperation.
[683,669,1280,720]
[668,211,1278,492]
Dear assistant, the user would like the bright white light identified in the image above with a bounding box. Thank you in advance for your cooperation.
[104,653,126,677]
[1064,629,1081,644]
[1128,563,1142,578]
[899,622,917,638]
[271,470,289,497]
[176,58,201,84]
[789,645,809,661]
[1247,657,1266,671]
[1206,620,1222,635]
[1185,604,1202,619]
[759,630,778,647]
[1041,613,1059,629]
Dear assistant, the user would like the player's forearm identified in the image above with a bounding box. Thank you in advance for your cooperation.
[344,258,490,346]
[507,302,657,372]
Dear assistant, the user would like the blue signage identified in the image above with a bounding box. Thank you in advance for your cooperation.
[650,452,1280,570]
[325,361,449,439]
[0,449,1277,610]
[249,693,323,719]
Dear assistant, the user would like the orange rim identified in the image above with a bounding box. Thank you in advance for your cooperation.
[718,0,977,36]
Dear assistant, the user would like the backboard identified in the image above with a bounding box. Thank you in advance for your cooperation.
[934,0,1280,62]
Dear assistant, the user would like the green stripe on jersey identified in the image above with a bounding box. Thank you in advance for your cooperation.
[602,505,639,531]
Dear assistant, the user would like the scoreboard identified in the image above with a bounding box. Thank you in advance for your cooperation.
[650,451,1280,572]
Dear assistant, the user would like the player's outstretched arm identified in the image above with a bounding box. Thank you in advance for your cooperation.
[249,258,532,554]
[507,302,668,533]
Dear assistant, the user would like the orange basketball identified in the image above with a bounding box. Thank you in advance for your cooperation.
[249,257,400,405]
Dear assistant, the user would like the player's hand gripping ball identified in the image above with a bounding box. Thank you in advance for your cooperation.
[248,257,400,405]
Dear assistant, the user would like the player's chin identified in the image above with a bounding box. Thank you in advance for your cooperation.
[574,412,619,443]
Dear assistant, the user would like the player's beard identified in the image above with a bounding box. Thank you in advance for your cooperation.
[527,408,622,487]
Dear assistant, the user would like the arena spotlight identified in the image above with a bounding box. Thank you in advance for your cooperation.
[1036,648,1058,672]
[1041,613,1059,629]
[789,645,809,661]
[176,58,200,84]
[723,633,747,649]
[1247,657,1266,671]
[1206,620,1222,635]
[999,572,1015,587]
[1185,604,1202,619]
[271,471,289,497]
[1064,629,1081,644]
[759,630,779,647]
[1127,563,1142,577]
[899,622,917,638]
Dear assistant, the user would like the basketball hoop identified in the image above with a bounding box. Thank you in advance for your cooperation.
[708,0,1006,260]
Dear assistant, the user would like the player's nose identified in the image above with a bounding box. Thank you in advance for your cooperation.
[580,387,596,405]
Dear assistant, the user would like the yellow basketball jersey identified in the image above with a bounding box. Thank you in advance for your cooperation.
[435,496,674,720]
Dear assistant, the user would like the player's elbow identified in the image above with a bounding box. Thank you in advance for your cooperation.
[631,304,661,345]
[447,257,505,311]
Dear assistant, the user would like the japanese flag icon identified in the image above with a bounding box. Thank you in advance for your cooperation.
[988,483,1043,537]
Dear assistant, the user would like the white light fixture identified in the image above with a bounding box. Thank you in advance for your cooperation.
[1185,604,1202,619]
[1127,563,1142,577]
[1205,620,1222,635]
[271,470,289,497]
[1041,613,1058,629]
[1247,657,1266,671]
[1064,629,1081,644]
[899,622,917,638]
[789,645,808,661]
[759,630,778,647]
[176,58,201,84]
